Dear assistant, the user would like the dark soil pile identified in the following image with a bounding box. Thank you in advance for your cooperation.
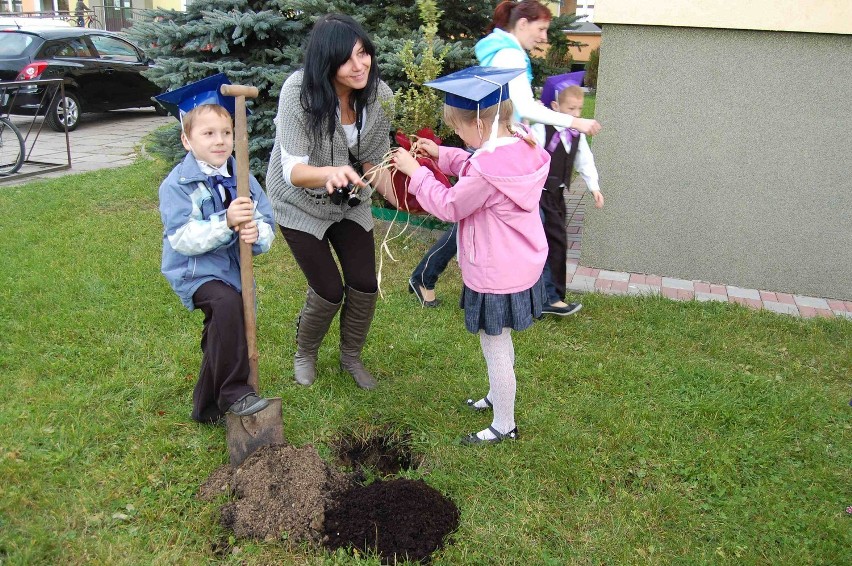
[218,444,353,542]
[322,478,460,564]
[199,431,459,563]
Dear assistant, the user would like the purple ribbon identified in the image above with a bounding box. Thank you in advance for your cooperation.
[546,128,579,152]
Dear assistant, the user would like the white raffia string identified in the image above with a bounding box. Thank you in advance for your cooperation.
[356,144,431,299]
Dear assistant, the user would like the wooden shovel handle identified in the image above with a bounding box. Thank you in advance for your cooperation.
[221,83,259,389]
[220,84,259,99]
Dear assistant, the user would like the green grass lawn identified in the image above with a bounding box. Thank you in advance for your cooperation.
[583,92,596,118]
[0,158,849,565]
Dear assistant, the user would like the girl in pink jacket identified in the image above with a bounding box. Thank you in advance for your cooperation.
[393,66,549,445]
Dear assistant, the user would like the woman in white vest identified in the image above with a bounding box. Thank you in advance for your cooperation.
[475,0,602,135]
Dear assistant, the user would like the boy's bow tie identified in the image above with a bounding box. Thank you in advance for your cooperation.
[208,174,236,190]
[546,128,579,152]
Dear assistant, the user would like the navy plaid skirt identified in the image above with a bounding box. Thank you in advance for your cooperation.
[459,276,547,335]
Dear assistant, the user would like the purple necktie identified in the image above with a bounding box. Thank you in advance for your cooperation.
[546,128,579,152]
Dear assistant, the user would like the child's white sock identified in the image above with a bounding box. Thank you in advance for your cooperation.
[476,329,516,440]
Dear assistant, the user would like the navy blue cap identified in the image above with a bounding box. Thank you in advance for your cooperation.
[154,73,237,120]
[541,71,585,107]
[424,66,525,110]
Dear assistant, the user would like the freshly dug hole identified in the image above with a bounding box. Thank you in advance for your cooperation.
[333,429,421,477]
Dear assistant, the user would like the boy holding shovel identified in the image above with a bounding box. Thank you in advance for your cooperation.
[156,74,275,425]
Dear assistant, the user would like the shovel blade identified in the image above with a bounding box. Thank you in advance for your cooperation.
[225,398,285,466]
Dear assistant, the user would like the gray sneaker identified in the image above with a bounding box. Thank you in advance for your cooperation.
[227,393,270,416]
[541,303,583,316]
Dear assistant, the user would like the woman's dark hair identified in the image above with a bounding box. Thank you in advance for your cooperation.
[300,14,380,139]
[488,0,552,33]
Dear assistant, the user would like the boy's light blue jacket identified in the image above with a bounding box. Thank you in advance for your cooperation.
[474,28,533,83]
[159,153,275,310]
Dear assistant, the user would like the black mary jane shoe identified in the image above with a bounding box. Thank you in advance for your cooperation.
[408,278,441,308]
[465,396,493,412]
[460,426,519,446]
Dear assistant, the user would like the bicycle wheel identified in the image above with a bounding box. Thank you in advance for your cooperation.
[86,16,103,29]
[0,117,24,175]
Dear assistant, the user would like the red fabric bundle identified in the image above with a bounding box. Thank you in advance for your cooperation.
[391,128,451,214]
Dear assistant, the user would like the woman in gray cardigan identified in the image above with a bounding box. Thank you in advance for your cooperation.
[266,14,397,390]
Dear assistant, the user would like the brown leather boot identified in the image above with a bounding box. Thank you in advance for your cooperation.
[293,287,340,386]
[338,286,378,389]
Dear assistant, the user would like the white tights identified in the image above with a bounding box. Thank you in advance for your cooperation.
[478,328,516,438]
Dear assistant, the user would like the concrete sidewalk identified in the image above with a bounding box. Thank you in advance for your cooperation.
[0,108,172,186]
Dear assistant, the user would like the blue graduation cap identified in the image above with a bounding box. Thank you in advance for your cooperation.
[540,71,585,107]
[424,66,526,110]
[153,73,237,121]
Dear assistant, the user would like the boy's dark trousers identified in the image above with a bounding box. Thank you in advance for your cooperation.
[191,280,254,423]
[541,124,581,303]
[540,187,569,301]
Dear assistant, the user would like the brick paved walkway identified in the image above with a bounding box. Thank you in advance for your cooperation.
[564,182,852,320]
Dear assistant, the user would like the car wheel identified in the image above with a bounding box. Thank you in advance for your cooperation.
[46,91,81,132]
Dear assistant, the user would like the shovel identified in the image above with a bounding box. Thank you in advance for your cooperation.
[220,83,284,466]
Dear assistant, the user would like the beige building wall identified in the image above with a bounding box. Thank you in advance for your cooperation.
[566,32,600,62]
[130,0,183,9]
[582,23,852,299]
[595,0,852,35]
[151,0,181,9]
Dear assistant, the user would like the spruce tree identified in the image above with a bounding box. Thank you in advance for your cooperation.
[127,0,482,179]
[127,1,578,178]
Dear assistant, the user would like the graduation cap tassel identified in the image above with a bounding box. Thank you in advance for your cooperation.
[472,75,504,143]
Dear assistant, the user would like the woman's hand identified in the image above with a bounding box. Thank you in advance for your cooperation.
[392,148,421,177]
[571,117,602,136]
[324,165,364,194]
[412,137,439,159]
[364,164,399,209]
[591,190,605,209]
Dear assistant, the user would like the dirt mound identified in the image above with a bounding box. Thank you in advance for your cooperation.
[219,444,353,542]
[198,463,234,501]
[200,430,459,563]
[323,478,460,564]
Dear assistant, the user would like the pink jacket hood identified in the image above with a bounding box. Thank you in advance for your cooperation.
[409,137,550,294]
[466,141,548,212]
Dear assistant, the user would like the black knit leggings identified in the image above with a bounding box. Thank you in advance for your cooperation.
[280,219,377,303]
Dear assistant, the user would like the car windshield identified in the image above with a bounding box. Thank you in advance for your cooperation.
[0,32,36,57]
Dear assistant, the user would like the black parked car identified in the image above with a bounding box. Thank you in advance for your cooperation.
[0,27,163,132]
